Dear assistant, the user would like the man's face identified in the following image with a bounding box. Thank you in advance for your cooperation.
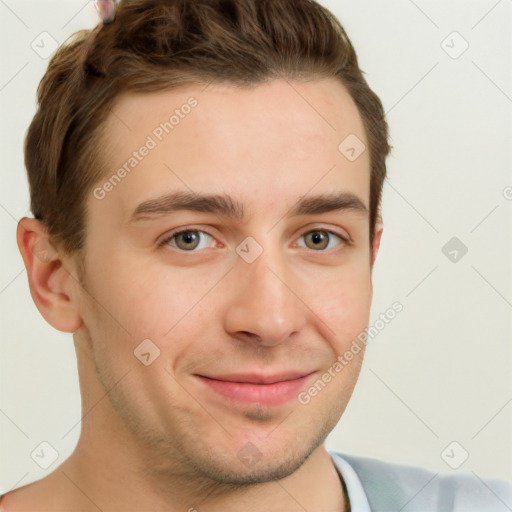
[75,78,378,483]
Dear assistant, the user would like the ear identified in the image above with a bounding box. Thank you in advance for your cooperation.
[370,218,383,270]
[16,217,83,333]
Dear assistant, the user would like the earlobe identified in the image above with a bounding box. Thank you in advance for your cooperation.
[16,217,83,333]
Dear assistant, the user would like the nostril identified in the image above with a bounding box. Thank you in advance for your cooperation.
[239,331,259,341]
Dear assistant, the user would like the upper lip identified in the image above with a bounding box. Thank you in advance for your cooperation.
[196,371,314,385]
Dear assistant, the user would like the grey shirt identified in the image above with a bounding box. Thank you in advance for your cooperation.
[330,450,512,511]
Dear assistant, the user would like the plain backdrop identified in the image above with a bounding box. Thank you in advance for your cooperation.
[1,0,511,493]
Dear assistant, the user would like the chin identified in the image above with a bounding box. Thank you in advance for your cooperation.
[186,427,328,486]
[193,451,308,486]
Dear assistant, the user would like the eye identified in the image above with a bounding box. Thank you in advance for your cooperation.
[296,229,347,251]
[159,227,348,253]
[159,229,215,251]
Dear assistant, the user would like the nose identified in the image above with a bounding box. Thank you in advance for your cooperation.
[223,244,307,348]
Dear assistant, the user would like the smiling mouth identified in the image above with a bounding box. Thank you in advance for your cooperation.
[195,372,315,406]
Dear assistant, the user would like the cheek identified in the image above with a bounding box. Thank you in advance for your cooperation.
[313,262,372,350]
[85,250,210,340]
[82,239,372,358]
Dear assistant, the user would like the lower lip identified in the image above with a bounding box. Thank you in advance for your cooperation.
[196,374,313,407]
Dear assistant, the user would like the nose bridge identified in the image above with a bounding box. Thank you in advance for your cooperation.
[224,238,307,346]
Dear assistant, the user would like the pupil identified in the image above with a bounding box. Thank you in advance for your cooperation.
[180,231,198,248]
[308,231,327,250]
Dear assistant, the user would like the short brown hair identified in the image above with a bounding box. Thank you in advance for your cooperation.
[25,0,391,266]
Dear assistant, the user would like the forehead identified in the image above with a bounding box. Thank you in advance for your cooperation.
[94,78,370,225]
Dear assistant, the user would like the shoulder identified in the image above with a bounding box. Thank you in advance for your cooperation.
[329,450,512,512]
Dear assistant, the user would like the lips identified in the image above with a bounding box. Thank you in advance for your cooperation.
[195,371,315,406]
[199,372,312,385]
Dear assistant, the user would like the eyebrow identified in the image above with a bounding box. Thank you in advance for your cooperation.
[129,191,368,222]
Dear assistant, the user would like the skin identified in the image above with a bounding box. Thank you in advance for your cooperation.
[9,77,383,511]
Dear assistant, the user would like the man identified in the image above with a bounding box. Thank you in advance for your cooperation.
[3,0,511,510]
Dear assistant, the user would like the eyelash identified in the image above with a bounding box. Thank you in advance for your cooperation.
[158,228,350,253]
